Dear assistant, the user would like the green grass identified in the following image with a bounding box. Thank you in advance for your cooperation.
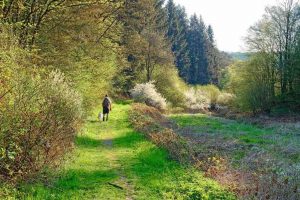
[170,114,300,163]
[170,114,274,145]
[3,104,235,200]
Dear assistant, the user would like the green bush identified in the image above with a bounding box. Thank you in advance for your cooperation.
[0,70,82,182]
[199,85,221,108]
[153,66,187,108]
[225,55,275,113]
[217,92,235,106]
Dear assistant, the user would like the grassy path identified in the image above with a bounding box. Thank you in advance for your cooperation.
[19,103,234,200]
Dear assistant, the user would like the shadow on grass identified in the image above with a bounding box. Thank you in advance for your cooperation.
[115,143,235,199]
[87,120,100,123]
[21,133,234,199]
[19,168,121,199]
[113,131,145,149]
[75,136,102,148]
[54,169,118,190]
[113,100,133,105]
[74,132,176,195]
[76,131,144,149]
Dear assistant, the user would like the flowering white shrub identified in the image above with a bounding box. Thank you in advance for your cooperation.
[217,92,235,106]
[130,82,167,110]
[47,70,83,119]
[201,85,221,106]
[184,85,234,111]
[184,88,209,110]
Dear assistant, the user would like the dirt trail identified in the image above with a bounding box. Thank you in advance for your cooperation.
[100,123,135,200]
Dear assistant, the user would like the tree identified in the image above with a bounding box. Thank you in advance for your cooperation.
[142,30,173,81]
[231,0,300,112]
[160,1,226,86]
[1,0,66,48]
[187,14,209,84]
[226,54,276,114]
[293,25,300,107]
[206,25,220,85]
[117,0,173,89]
[165,0,190,81]
[246,0,300,98]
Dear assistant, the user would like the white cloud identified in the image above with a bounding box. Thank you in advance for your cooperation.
[173,0,279,52]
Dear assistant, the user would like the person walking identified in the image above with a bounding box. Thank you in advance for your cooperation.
[102,94,112,121]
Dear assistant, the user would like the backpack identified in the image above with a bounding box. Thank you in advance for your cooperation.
[102,97,110,108]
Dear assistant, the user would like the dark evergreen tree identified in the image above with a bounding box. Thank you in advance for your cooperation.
[207,25,215,44]
[165,0,190,81]
[187,15,209,84]
[206,25,220,85]
[154,0,167,31]
[166,0,178,42]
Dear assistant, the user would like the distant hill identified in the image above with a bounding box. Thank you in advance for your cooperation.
[228,52,250,61]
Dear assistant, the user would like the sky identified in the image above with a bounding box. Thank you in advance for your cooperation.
[173,0,279,52]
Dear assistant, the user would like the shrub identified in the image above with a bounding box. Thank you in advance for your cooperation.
[69,57,117,113]
[184,85,233,111]
[255,164,300,200]
[200,85,221,108]
[225,55,275,114]
[184,88,209,110]
[217,93,235,106]
[153,66,187,107]
[130,82,167,110]
[0,70,83,182]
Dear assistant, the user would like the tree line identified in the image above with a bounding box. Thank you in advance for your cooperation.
[1,0,299,114]
[114,0,230,92]
[165,0,229,85]
[1,0,228,88]
[225,0,300,113]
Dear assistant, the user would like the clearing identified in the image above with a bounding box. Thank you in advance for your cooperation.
[170,113,300,166]
[169,113,300,198]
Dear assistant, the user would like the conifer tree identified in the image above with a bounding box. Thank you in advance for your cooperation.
[206,25,220,84]
[187,15,209,84]
[165,0,190,81]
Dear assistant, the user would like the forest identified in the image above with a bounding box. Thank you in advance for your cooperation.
[0,0,300,199]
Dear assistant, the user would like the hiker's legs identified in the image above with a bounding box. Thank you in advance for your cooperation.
[102,113,108,121]
[103,107,110,121]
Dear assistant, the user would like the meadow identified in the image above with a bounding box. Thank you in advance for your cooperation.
[170,114,300,198]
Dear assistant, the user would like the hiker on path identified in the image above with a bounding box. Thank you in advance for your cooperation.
[102,94,112,121]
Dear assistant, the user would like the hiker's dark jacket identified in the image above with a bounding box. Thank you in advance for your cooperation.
[102,97,111,114]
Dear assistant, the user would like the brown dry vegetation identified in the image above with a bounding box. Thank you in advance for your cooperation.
[129,103,194,164]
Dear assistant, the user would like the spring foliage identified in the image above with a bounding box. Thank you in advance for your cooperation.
[225,55,275,113]
[0,70,82,181]
[0,28,83,182]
